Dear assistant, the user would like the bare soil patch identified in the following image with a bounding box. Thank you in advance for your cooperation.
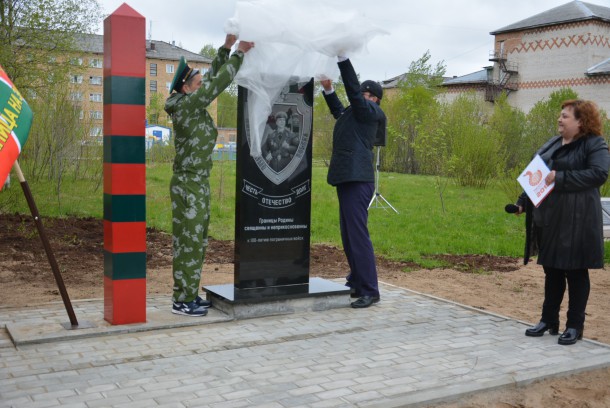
[0,213,609,407]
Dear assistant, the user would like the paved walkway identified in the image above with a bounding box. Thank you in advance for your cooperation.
[1,281,610,408]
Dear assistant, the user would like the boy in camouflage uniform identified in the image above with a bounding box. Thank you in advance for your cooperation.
[164,35,253,316]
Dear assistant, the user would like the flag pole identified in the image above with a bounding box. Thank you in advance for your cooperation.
[13,161,79,328]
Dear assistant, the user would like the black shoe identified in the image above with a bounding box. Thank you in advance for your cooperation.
[351,296,380,308]
[195,295,212,308]
[558,328,583,345]
[525,321,559,337]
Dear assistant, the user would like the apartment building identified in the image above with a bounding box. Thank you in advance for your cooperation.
[72,34,212,141]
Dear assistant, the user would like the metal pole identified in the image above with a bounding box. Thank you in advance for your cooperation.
[368,147,399,214]
[13,161,79,327]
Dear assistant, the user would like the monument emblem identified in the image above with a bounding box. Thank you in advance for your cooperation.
[245,84,311,185]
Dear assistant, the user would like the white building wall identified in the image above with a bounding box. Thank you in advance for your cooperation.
[440,21,610,114]
[145,125,171,144]
[438,88,487,105]
[500,21,610,113]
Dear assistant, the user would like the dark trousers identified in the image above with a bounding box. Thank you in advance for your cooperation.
[541,266,590,330]
[336,182,379,298]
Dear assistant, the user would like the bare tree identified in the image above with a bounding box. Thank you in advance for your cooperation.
[0,0,102,93]
[0,0,102,206]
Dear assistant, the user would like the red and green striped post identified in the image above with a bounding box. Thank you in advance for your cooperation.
[103,4,146,324]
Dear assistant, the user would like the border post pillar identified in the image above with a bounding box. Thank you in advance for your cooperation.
[103,4,147,324]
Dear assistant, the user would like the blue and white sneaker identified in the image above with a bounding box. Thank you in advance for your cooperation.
[195,296,212,308]
[172,300,207,316]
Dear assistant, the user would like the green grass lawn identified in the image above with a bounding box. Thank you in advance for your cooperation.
[1,160,534,267]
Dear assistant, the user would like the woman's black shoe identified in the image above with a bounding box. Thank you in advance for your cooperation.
[558,328,583,345]
[525,321,559,337]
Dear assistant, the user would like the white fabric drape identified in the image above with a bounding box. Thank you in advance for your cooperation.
[225,0,388,156]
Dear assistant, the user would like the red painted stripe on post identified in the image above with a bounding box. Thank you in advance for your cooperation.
[103,4,146,78]
[103,220,147,253]
[104,276,147,324]
[103,105,146,137]
[103,163,146,195]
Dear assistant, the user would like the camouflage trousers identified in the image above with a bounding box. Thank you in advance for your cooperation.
[170,173,211,303]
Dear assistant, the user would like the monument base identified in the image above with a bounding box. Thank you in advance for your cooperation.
[203,277,350,319]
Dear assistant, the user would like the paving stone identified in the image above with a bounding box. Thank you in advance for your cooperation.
[0,283,608,407]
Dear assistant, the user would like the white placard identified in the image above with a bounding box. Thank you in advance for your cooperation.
[517,154,554,207]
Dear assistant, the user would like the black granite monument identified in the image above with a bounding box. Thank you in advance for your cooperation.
[204,79,349,309]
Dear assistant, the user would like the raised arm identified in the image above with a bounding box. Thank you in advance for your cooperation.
[337,59,378,121]
[321,79,345,119]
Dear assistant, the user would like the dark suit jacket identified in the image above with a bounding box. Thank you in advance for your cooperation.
[323,59,386,186]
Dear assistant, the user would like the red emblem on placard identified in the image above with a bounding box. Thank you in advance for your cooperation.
[525,170,542,186]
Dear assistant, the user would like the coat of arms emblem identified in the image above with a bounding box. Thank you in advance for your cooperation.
[244,84,312,185]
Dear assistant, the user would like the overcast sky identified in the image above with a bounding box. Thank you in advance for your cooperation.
[96,0,608,81]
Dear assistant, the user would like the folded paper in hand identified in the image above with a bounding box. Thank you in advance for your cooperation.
[517,154,554,207]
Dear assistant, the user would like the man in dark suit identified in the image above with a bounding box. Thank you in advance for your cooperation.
[320,57,386,308]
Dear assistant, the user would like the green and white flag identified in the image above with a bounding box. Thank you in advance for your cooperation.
[0,64,33,189]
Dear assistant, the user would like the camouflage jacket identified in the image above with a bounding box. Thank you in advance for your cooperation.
[165,47,243,177]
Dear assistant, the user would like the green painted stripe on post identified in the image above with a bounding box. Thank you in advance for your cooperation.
[103,136,145,164]
[103,194,146,222]
[103,251,147,279]
[103,76,145,105]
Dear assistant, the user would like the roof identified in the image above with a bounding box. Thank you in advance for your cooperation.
[75,33,211,63]
[381,73,406,88]
[442,69,489,86]
[491,1,610,35]
[381,73,454,89]
[586,57,610,75]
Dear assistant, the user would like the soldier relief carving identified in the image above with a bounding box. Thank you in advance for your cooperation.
[244,83,311,185]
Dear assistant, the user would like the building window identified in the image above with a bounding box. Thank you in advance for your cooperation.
[70,58,83,66]
[150,80,157,92]
[89,111,103,120]
[166,64,174,74]
[79,110,84,120]
[166,82,171,91]
[90,127,102,137]
[70,92,83,101]
[89,58,103,68]
[70,75,83,84]
[89,76,102,85]
[150,63,157,76]
[89,93,102,102]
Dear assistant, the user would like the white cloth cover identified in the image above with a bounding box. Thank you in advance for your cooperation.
[225,0,388,156]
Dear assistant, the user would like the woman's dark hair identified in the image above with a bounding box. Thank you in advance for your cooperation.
[561,99,603,138]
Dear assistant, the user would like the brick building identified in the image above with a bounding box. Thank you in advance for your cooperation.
[72,34,212,141]
[387,1,610,114]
